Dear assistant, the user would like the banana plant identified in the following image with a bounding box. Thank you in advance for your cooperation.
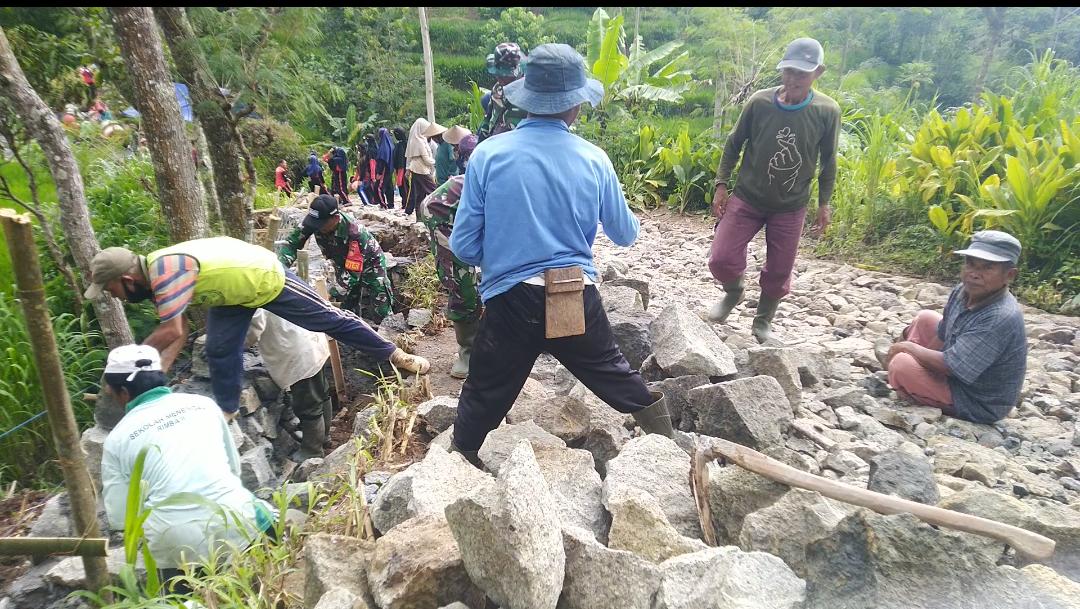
[657,123,709,213]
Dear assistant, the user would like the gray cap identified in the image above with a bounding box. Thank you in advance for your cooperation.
[84,247,140,299]
[777,37,825,72]
[953,230,1022,264]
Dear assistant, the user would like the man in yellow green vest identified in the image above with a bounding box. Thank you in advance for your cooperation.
[84,236,429,419]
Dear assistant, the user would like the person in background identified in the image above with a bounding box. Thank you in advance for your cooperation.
[275,160,293,197]
[392,127,408,208]
[431,123,457,185]
[328,146,350,203]
[878,231,1027,424]
[444,125,472,175]
[100,344,274,584]
[447,43,673,466]
[304,151,325,195]
[245,310,331,461]
[477,42,527,142]
[376,127,395,209]
[420,133,480,379]
[403,117,436,221]
[705,37,840,344]
[79,64,97,107]
[279,194,396,322]
[363,134,383,208]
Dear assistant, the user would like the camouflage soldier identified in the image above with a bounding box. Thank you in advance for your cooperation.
[420,134,481,378]
[477,42,527,142]
[280,194,395,322]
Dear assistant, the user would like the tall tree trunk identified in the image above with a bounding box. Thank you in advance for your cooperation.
[155,7,251,240]
[110,7,207,243]
[194,122,221,229]
[973,7,1007,101]
[0,26,133,348]
[419,7,435,123]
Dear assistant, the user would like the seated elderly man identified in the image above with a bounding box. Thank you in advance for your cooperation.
[878,230,1027,424]
[99,344,274,580]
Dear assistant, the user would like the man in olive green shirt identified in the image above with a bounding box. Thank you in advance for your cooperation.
[707,37,841,344]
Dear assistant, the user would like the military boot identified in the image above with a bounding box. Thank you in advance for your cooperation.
[706,276,745,324]
[632,391,674,438]
[294,416,326,462]
[450,318,479,379]
[752,294,782,344]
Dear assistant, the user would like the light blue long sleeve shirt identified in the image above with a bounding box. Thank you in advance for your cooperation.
[449,117,640,301]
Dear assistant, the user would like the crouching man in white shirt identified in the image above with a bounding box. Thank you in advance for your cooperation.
[99,344,275,588]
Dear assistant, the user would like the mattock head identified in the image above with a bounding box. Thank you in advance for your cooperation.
[690,440,721,547]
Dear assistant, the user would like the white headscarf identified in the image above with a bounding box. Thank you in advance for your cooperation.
[405,117,432,159]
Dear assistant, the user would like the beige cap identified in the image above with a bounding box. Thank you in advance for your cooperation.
[421,121,448,138]
[443,125,472,145]
[84,247,140,299]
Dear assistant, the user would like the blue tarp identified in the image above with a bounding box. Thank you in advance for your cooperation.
[117,83,193,121]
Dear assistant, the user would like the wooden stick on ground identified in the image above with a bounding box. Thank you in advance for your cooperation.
[0,536,108,557]
[314,278,347,407]
[261,209,281,251]
[691,437,1056,560]
[0,210,111,592]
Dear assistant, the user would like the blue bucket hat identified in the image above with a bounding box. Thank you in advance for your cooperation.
[503,43,603,115]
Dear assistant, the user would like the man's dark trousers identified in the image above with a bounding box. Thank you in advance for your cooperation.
[205,268,395,413]
[453,282,654,452]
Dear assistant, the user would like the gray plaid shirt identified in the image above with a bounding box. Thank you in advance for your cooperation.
[939,284,1027,423]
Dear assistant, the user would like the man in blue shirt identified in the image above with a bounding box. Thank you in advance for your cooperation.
[448,43,674,466]
[878,230,1027,423]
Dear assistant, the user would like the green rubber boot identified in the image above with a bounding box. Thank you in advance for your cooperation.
[752,294,782,344]
[631,391,674,438]
[450,318,479,379]
[707,277,745,324]
[294,416,326,461]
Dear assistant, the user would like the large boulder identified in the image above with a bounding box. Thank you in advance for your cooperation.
[608,311,655,370]
[747,347,803,411]
[738,489,855,577]
[648,375,712,432]
[654,547,806,609]
[927,435,1008,487]
[802,510,999,609]
[559,526,662,609]
[303,533,376,609]
[650,304,738,377]
[370,446,495,534]
[867,443,939,504]
[533,445,608,541]
[706,463,788,544]
[478,421,566,473]
[445,442,565,609]
[603,434,702,539]
[687,377,793,448]
[79,426,109,491]
[568,382,632,476]
[607,487,708,563]
[1021,502,1080,582]
[507,395,592,446]
[600,284,646,314]
[239,442,275,490]
[367,514,484,609]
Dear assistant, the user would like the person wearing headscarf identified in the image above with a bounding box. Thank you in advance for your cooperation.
[361,134,381,207]
[392,127,408,207]
[420,134,481,379]
[329,146,349,203]
[403,117,436,220]
[304,152,325,195]
[376,127,395,210]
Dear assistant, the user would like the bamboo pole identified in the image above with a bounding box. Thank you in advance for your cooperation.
[0,536,108,557]
[0,209,111,593]
[262,210,281,251]
[314,278,347,407]
[297,250,310,282]
[418,7,435,123]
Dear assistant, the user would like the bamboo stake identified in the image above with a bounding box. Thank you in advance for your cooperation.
[0,209,111,593]
[297,249,310,282]
[0,536,108,557]
[314,278,347,408]
[262,210,281,251]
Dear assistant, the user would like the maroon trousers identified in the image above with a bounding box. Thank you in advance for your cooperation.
[707,195,807,299]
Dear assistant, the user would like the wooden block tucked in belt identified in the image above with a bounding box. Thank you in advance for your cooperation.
[544,266,586,338]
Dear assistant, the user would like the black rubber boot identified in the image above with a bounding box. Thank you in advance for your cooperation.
[295,416,326,461]
[707,276,745,324]
[631,391,674,438]
[450,318,479,379]
[752,295,782,344]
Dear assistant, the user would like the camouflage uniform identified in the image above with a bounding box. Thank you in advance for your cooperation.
[419,175,481,322]
[279,211,394,321]
[477,82,527,142]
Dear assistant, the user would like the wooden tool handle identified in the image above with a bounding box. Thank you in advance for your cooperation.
[699,438,1056,560]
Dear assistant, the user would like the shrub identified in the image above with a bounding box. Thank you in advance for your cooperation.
[238,118,308,183]
[434,54,489,91]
